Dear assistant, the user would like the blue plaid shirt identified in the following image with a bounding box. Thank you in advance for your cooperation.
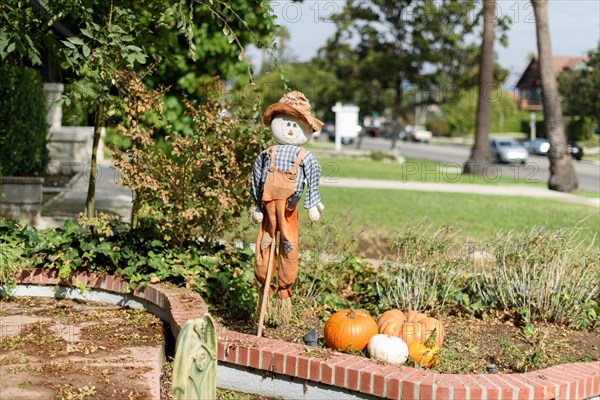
[251,145,321,209]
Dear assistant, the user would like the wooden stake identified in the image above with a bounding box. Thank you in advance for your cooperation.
[257,238,277,337]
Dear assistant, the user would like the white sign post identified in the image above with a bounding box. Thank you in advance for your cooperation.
[332,102,360,152]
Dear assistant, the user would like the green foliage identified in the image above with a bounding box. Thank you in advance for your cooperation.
[441,89,520,136]
[0,226,23,289]
[112,71,270,246]
[296,210,380,314]
[369,151,396,162]
[426,117,450,136]
[0,217,257,315]
[566,116,596,142]
[254,62,341,121]
[315,0,511,119]
[0,1,52,65]
[558,44,600,124]
[0,63,49,176]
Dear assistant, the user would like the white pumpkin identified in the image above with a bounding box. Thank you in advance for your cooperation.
[367,334,409,365]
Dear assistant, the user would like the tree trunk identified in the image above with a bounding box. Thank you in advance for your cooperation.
[390,77,404,150]
[463,0,496,176]
[532,0,578,192]
[84,101,104,218]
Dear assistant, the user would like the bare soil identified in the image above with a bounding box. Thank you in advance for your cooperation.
[213,301,600,375]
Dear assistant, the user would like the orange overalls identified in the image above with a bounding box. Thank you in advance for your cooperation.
[254,146,307,300]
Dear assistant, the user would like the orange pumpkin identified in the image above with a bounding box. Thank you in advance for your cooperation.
[324,309,378,352]
[377,309,407,336]
[399,321,426,346]
[408,330,441,368]
[406,310,428,323]
[378,309,445,347]
[419,317,445,347]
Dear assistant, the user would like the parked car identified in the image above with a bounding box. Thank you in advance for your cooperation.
[404,125,432,143]
[489,138,528,164]
[523,138,550,155]
[523,137,584,161]
[568,140,584,161]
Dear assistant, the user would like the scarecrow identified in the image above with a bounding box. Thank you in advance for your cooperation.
[250,91,325,330]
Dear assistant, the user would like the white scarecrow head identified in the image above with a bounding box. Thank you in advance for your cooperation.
[263,91,324,146]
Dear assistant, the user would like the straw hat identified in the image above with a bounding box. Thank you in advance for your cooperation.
[263,91,324,133]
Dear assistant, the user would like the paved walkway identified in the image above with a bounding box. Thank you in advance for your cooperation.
[321,178,600,207]
[39,161,133,228]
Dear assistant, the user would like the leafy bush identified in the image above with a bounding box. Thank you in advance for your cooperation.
[567,116,595,141]
[369,150,396,162]
[0,217,258,316]
[0,64,48,176]
[375,222,469,315]
[0,228,23,290]
[112,71,270,247]
[426,117,449,136]
[475,226,600,329]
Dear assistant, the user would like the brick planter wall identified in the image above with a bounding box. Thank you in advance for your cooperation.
[11,268,600,400]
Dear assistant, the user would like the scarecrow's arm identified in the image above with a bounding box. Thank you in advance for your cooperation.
[303,152,324,222]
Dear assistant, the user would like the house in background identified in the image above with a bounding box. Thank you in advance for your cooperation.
[515,55,588,111]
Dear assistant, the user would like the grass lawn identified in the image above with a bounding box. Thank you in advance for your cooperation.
[318,156,547,187]
[233,187,599,251]
[311,187,599,248]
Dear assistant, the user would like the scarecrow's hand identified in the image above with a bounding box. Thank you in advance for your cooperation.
[308,202,324,222]
[251,206,263,224]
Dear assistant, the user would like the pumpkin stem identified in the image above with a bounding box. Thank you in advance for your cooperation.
[347,309,356,319]
[425,328,438,347]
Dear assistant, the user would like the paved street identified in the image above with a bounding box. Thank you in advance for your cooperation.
[352,136,600,192]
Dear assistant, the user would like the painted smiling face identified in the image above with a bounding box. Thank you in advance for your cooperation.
[270,114,313,146]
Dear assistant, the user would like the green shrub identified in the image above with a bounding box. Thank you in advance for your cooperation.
[0,216,258,316]
[426,117,450,136]
[0,64,49,176]
[112,71,270,247]
[369,150,396,162]
[567,116,595,141]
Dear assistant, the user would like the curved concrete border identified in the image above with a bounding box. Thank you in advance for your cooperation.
[5,268,599,400]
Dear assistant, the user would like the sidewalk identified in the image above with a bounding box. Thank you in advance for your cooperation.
[39,161,133,228]
[321,178,600,208]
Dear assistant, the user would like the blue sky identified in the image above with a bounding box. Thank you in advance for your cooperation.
[256,0,600,88]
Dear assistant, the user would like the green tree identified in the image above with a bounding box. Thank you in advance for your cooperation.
[255,62,342,121]
[1,0,278,217]
[314,0,510,125]
[558,44,600,138]
[532,0,577,192]
[442,90,518,137]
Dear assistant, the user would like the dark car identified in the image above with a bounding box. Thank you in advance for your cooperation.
[567,140,584,161]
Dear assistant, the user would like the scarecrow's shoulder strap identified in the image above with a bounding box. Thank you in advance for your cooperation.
[290,147,307,175]
[268,145,279,171]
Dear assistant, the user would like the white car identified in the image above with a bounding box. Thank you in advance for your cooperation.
[405,125,432,143]
[489,138,528,164]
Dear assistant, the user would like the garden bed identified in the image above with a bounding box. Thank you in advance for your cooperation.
[3,268,599,400]
[212,302,599,375]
